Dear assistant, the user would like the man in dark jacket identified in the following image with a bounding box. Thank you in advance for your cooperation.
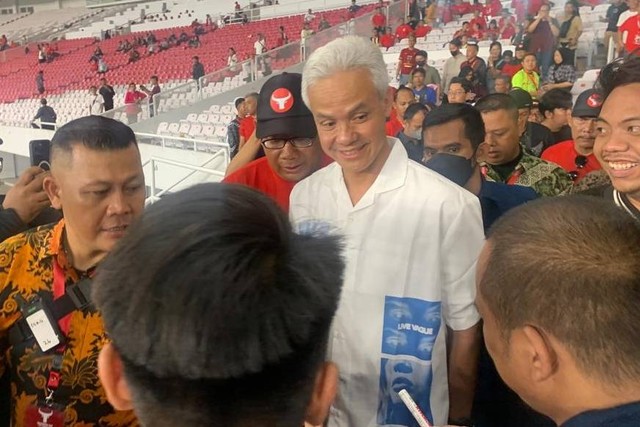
[192,55,205,88]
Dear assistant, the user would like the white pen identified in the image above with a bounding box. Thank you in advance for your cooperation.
[398,388,432,427]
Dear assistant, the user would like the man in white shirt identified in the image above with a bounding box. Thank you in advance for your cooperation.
[254,33,267,55]
[304,8,316,23]
[87,85,105,115]
[292,36,484,427]
[442,38,467,99]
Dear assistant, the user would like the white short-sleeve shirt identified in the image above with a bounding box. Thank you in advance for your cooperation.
[290,139,484,427]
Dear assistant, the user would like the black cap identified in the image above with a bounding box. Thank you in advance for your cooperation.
[509,88,533,109]
[572,89,603,117]
[256,72,317,139]
[515,43,526,51]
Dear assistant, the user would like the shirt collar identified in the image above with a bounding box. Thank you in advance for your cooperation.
[40,219,85,280]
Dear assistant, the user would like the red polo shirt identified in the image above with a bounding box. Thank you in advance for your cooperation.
[224,155,333,212]
[398,47,418,75]
[386,112,404,137]
[395,24,413,40]
[620,15,640,55]
[541,140,602,182]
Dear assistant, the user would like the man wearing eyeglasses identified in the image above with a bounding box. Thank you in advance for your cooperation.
[542,89,603,187]
[224,72,330,212]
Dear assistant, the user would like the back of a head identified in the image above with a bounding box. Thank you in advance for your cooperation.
[94,183,344,426]
[50,116,137,166]
[423,103,485,150]
[481,196,640,386]
[301,36,389,106]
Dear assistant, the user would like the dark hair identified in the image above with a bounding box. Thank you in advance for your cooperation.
[538,88,572,115]
[40,98,47,105]
[489,41,502,52]
[51,116,137,160]
[234,97,245,109]
[412,67,426,77]
[449,76,470,92]
[394,85,414,101]
[474,93,519,121]
[403,102,428,121]
[94,183,344,426]
[244,92,259,101]
[597,54,640,100]
[523,52,537,60]
[150,75,158,80]
[459,66,475,79]
[192,55,199,60]
[481,196,640,386]
[422,103,485,151]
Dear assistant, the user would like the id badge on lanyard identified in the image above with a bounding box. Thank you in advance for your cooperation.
[24,260,71,427]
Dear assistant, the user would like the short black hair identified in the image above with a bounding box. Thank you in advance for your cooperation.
[412,67,426,77]
[234,97,245,109]
[449,77,470,92]
[422,103,485,151]
[94,183,344,426]
[597,54,640,99]
[403,102,428,121]
[538,88,572,115]
[51,116,138,161]
[482,196,640,386]
[475,93,519,121]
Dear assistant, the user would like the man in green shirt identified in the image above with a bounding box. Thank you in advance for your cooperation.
[475,93,572,196]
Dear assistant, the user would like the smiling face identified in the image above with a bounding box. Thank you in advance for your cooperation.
[306,68,392,182]
[263,138,324,182]
[594,83,640,201]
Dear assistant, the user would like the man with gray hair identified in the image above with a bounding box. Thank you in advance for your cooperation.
[291,36,484,427]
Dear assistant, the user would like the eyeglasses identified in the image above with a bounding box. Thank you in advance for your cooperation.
[261,137,315,150]
[568,155,587,181]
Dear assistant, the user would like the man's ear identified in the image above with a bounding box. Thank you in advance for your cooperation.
[43,174,62,210]
[98,342,134,411]
[521,325,559,384]
[305,362,338,426]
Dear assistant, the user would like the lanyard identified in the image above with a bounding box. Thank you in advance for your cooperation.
[525,72,538,91]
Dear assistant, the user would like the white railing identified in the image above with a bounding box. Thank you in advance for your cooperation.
[144,153,226,204]
[134,132,230,165]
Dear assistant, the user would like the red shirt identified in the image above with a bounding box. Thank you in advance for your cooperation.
[484,0,502,17]
[526,0,544,16]
[398,47,418,74]
[620,15,640,55]
[470,16,486,31]
[451,2,472,16]
[239,116,256,141]
[501,62,522,78]
[499,16,517,39]
[386,112,403,137]
[541,140,602,182]
[380,32,395,49]
[372,12,386,28]
[395,24,413,40]
[223,156,332,212]
[414,24,432,37]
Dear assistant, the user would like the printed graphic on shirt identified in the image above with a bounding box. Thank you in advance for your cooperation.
[377,296,441,426]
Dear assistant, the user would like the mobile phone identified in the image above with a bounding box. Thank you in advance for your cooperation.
[29,139,51,171]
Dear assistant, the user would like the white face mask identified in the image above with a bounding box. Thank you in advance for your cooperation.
[406,129,422,140]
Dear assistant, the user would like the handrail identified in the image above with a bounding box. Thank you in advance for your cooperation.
[144,154,226,204]
[134,132,230,166]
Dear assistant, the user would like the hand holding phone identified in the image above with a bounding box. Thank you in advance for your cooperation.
[29,139,51,171]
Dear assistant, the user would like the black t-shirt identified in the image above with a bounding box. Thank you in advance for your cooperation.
[582,185,640,221]
[492,148,523,181]
[551,125,572,146]
[521,122,554,157]
[607,3,628,32]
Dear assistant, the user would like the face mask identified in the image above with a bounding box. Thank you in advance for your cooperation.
[424,153,474,187]
[406,129,422,140]
[416,60,426,67]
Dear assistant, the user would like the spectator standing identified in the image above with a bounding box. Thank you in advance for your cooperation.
[527,3,560,76]
[386,86,415,137]
[304,8,315,23]
[292,36,484,427]
[99,77,116,111]
[396,33,418,85]
[238,92,258,150]
[87,85,105,115]
[35,70,45,94]
[498,8,517,39]
[397,102,429,162]
[227,47,238,74]
[618,2,640,56]
[542,89,603,183]
[486,41,504,93]
[511,53,540,99]
[372,6,386,32]
[460,39,488,98]
[475,94,572,196]
[510,88,554,157]
[395,18,414,40]
[556,1,583,66]
[601,0,627,55]
[442,38,467,98]
[416,50,442,88]
[124,83,146,124]
[616,0,637,56]
[0,116,143,426]
[140,75,161,117]
[254,33,267,55]
[300,22,314,57]
[226,97,245,158]
[192,55,205,88]
[276,25,288,47]
[541,48,576,94]
[32,98,56,130]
